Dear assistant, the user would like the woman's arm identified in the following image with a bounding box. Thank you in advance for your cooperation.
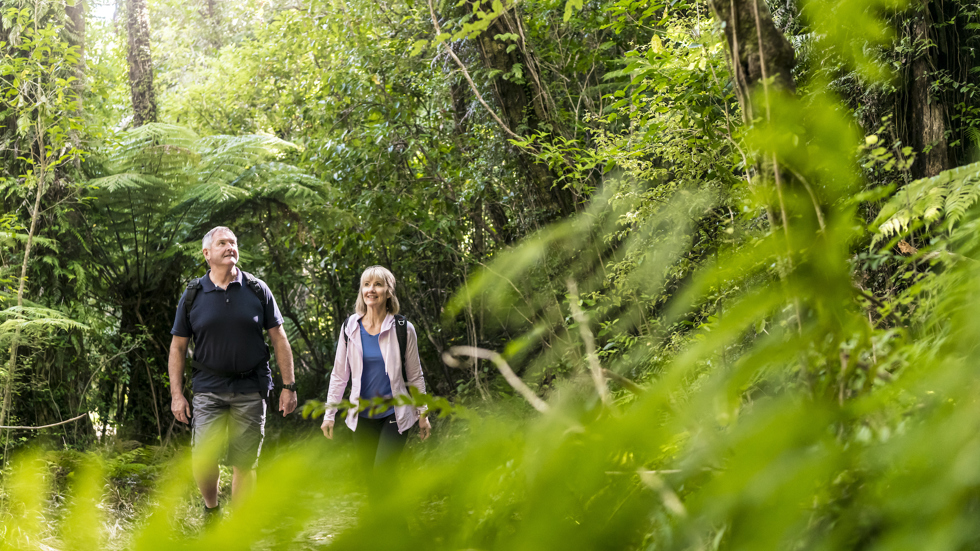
[322,318,352,435]
[405,322,427,396]
[405,322,431,440]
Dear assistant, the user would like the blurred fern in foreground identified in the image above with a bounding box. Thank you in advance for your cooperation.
[8,1,980,550]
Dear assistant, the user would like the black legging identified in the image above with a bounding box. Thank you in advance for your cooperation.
[352,415,408,470]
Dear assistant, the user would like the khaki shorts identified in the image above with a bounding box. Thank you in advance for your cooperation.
[192,392,266,469]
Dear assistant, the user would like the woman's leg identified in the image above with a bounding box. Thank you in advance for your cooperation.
[374,415,409,469]
[352,417,384,471]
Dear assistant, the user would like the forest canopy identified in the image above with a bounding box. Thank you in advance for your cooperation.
[1,0,980,548]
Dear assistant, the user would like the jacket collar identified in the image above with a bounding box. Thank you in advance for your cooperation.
[345,312,394,337]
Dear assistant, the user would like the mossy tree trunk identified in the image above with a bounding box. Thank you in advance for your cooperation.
[473,6,577,220]
[707,0,796,120]
[126,0,156,127]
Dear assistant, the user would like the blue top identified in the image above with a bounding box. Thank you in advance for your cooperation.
[358,320,394,419]
[171,269,283,397]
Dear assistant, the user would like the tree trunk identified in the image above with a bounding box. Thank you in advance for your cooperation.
[474,8,577,219]
[0,177,46,433]
[903,0,950,179]
[118,300,163,442]
[126,0,156,127]
[65,0,85,63]
[66,1,86,153]
[200,0,222,50]
[707,0,795,121]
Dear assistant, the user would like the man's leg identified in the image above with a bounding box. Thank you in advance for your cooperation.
[194,461,221,508]
[226,392,266,505]
[192,393,230,509]
[231,466,256,505]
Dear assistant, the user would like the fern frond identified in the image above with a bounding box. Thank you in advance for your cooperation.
[943,172,980,230]
[873,161,980,244]
[86,125,324,234]
[0,306,87,344]
[85,173,170,193]
[185,162,322,208]
[245,162,323,201]
[965,126,980,149]
[181,181,252,205]
[194,135,300,187]
[195,134,298,160]
[105,123,199,175]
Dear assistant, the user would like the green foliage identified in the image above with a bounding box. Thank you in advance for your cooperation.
[0,305,87,346]
[873,160,980,241]
[6,0,980,549]
[802,0,908,81]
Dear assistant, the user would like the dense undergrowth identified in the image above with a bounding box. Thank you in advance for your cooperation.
[3,0,980,548]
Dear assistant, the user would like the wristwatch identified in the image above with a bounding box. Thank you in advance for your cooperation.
[283,383,297,392]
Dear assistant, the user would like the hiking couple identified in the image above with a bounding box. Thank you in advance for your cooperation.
[168,226,431,521]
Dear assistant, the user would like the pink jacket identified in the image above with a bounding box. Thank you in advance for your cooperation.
[324,313,427,434]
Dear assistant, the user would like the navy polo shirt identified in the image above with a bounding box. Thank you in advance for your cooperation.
[171,269,284,396]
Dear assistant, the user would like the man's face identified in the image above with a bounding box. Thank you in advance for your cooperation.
[203,230,238,269]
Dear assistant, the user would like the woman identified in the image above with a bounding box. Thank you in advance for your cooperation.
[321,266,431,470]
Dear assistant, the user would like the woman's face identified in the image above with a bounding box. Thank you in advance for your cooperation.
[361,277,388,310]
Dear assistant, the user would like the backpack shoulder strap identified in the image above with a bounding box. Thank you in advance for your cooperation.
[240,270,264,298]
[393,314,408,385]
[240,270,270,319]
[341,314,354,345]
[184,277,204,332]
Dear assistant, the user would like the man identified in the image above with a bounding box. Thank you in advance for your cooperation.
[168,226,298,521]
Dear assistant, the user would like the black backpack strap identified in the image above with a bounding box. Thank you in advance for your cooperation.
[342,315,351,346]
[240,270,273,335]
[184,277,204,333]
[394,314,408,385]
[240,270,264,299]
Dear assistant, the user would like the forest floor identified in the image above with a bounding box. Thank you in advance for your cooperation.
[26,467,364,551]
[4,420,449,549]
[3,436,369,550]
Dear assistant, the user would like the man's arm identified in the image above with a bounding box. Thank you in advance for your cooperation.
[169,336,192,424]
[268,325,297,416]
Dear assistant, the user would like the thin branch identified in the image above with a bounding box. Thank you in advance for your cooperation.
[602,369,643,395]
[855,288,906,327]
[0,412,89,430]
[1,149,48,431]
[427,0,520,140]
[566,278,611,406]
[443,345,549,413]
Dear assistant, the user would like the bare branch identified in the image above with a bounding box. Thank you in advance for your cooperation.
[566,278,611,406]
[443,345,549,412]
[0,412,89,430]
[427,0,521,140]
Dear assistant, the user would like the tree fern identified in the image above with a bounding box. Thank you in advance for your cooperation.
[0,306,87,346]
[873,161,980,243]
[77,121,327,307]
[85,123,324,219]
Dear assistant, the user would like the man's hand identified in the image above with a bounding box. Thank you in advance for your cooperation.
[172,394,192,424]
[321,420,334,439]
[279,389,297,417]
[419,415,431,441]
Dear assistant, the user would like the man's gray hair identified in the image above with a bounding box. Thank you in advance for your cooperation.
[202,226,236,250]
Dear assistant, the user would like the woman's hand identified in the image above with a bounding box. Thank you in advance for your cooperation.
[321,420,334,439]
[419,415,431,441]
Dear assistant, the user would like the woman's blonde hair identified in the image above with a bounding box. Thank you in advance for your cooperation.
[354,265,400,316]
